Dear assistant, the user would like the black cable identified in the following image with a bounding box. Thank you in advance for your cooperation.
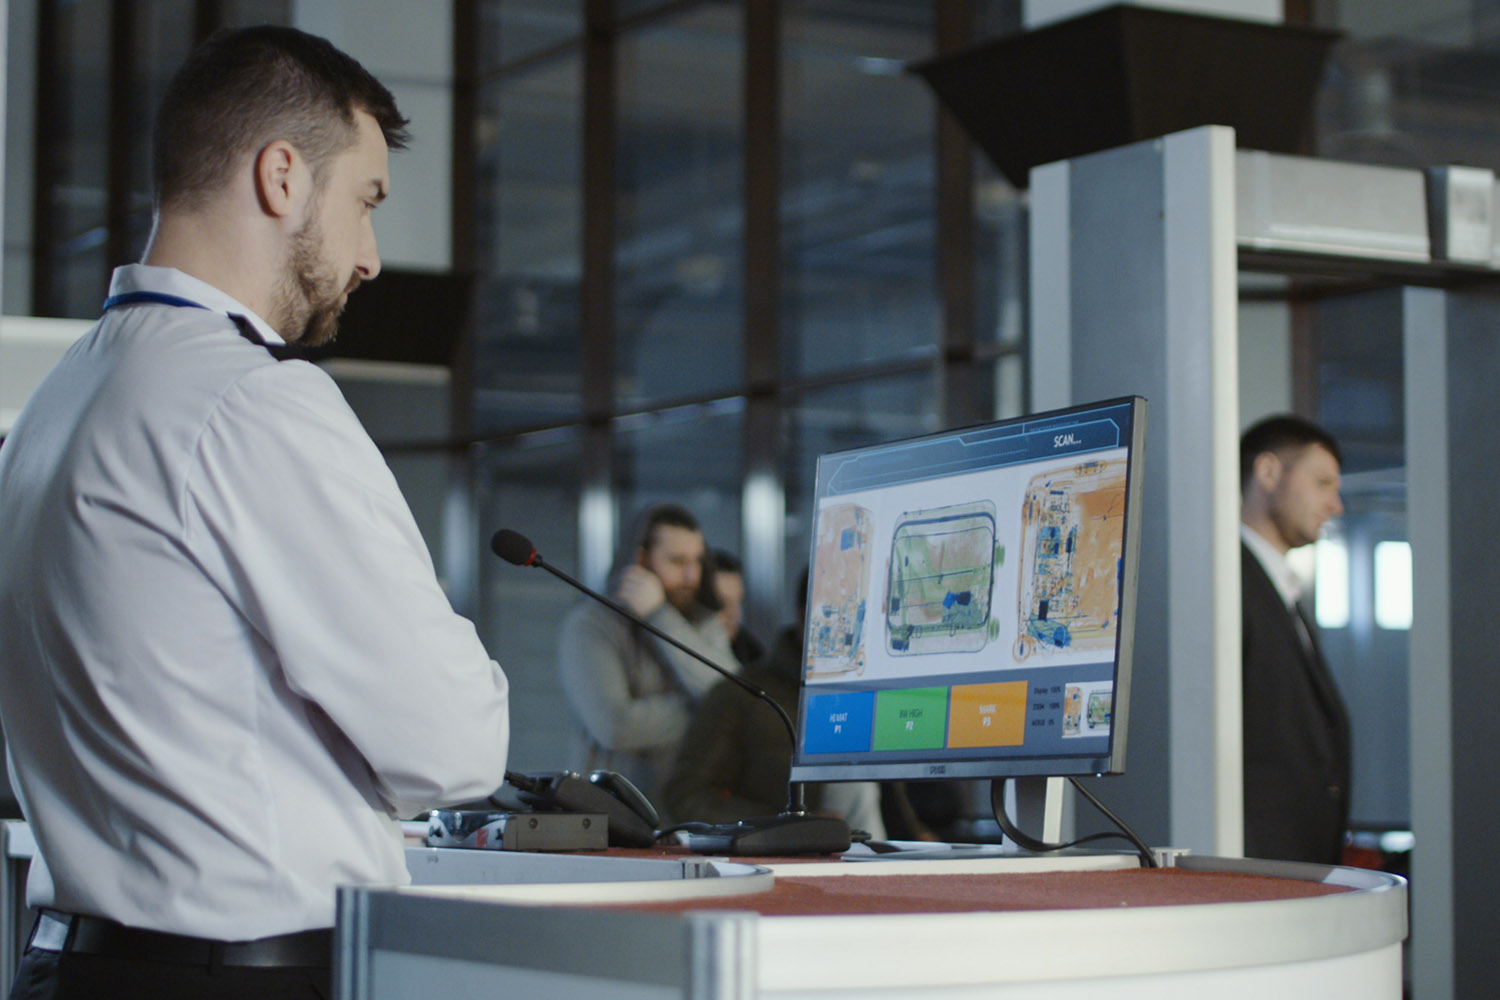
[989,778,1158,869]
[1066,777,1158,868]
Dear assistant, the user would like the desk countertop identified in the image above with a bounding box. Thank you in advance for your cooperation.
[606,864,1350,916]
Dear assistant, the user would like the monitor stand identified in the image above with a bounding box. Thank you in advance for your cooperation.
[844,777,1070,862]
[1014,775,1066,845]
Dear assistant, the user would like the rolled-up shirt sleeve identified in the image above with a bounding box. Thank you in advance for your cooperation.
[183,361,509,816]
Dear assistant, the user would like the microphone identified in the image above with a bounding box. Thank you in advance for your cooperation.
[491,528,851,856]
[491,528,540,567]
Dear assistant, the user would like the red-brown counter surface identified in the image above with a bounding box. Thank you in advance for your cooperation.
[602,865,1350,917]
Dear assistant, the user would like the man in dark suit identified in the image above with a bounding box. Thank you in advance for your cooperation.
[1240,415,1351,864]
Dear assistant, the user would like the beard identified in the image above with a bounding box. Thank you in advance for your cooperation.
[663,582,699,617]
[269,212,358,347]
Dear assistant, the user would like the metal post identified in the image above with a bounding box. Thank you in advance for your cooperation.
[741,0,784,642]
[580,0,619,586]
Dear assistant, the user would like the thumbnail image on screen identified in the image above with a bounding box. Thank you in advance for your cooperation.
[806,503,872,677]
[1014,458,1127,663]
[791,396,1145,783]
[886,500,999,657]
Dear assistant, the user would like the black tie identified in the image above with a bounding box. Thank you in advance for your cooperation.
[1290,597,1318,659]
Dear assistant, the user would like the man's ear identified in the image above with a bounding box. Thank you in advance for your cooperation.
[1251,451,1283,493]
[253,140,302,219]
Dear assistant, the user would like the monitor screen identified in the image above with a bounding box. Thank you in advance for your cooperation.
[789,396,1147,783]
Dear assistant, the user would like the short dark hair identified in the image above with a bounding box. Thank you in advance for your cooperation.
[152,25,410,212]
[639,504,703,554]
[1240,415,1342,492]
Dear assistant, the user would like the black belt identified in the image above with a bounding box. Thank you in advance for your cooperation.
[30,911,332,969]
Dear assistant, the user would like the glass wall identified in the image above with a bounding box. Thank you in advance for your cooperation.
[470,11,1016,509]
[12,0,290,319]
[781,2,937,379]
[616,4,744,407]
[471,8,584,433]
[464,0,1021,781]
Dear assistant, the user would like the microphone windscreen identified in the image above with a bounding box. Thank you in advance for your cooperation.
[491,529,537,566]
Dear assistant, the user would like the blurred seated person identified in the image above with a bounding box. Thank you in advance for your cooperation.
[711,550,766,667]
[557,504,736,811]
[663,572,885,838]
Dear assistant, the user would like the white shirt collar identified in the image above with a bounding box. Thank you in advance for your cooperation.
[1241,522,1305,607]
[108,264,286,346]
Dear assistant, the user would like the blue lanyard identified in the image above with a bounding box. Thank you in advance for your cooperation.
[101,290,211,313]
[100,289,292,359]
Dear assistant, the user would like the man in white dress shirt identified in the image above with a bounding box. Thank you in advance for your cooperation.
[0,26,510,999]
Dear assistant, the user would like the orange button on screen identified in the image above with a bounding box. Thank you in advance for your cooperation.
[947,681,1027,748]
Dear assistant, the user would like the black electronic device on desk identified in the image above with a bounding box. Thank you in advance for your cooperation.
[671,814,854,856]
[505,769,660,848]
[426,769,660,852]
[425,808,608,852]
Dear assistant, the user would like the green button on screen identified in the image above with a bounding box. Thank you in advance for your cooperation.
[872,686,949,751]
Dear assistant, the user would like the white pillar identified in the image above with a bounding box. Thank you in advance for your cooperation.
[1403,285,1500,1000]
[1028,126,1242,855]
[1403,286,1452,1000]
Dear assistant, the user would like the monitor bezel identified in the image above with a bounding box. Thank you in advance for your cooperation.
[788,395,1147,784]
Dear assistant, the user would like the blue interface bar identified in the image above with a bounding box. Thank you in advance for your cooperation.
[822,401,1133,496]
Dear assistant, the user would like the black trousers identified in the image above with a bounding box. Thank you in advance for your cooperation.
[9,940,331,1000]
